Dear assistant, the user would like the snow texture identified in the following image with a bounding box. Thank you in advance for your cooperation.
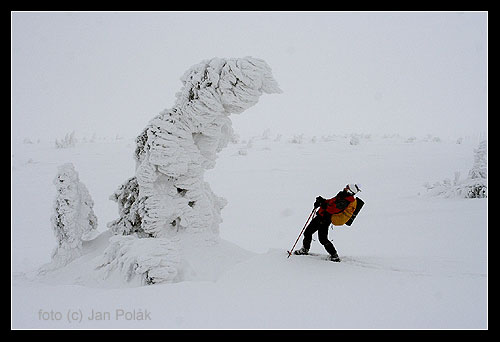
[96,235,181,285]
[40,163,98,272]
[104,57,281,283]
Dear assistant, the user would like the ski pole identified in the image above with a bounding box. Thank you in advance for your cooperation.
[287,207,317,258]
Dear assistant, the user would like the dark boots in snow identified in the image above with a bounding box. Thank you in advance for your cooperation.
[329,252,341,262]
[294,247,309,255]
[294,246,340,262]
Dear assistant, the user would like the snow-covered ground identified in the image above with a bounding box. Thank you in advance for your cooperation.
[11,132,487,329]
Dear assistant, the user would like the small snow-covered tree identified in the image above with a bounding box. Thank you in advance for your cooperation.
[423,140,487,198]
[55,131,77,148]
[349,134,360,145]
[464,140,487,198]
[46,163,98,269]
[468,140,487,180]
[290,134,304,144]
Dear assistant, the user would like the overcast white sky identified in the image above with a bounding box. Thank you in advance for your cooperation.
[12,11,487,142]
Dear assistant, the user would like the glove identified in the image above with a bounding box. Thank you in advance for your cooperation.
[314,196,326,209]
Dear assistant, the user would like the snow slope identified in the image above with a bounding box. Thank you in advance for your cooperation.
[11,133,487,329]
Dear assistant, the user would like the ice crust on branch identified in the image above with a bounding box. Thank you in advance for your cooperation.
[105,57,281,284]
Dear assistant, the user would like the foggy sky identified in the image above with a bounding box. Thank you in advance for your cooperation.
[11,11,487,142]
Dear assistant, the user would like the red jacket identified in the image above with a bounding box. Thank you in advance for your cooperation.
[317,190,356,216]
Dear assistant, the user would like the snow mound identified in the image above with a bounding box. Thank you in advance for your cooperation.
[97,235,182,285]
[35,230,255,288]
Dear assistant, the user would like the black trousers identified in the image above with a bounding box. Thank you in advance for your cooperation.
[302,214,337,256]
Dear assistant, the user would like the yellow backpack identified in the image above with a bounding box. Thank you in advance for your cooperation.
[330,198,364,226]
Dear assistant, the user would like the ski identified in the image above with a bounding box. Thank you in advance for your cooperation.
[286,250,341,262]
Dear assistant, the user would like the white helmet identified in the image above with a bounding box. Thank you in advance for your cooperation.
[346,183,361,195]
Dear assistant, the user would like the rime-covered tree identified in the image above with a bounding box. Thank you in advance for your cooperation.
[44,163,98,270]
[423,140,487,198]
[469,140,487,180]
[104,57,281,284]
[109,57,280,238]
[464,140,487,198]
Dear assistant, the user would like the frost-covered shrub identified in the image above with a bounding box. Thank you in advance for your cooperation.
[290,134,304,144]
[44,163,97,270]
[465,140,487,198]
[262,128,271,140]
[55,131,77,148]
[319,134,337,142]
[349,135,360,145]
[469,140,487,180]
[423,140,487,198]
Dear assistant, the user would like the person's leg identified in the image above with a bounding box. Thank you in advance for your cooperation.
[302,215,322,250]
[295,215,321,254]
[317,221,340,260]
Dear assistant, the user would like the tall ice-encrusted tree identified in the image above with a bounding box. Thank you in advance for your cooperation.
[103,57,281,284]
[108,57,281,238]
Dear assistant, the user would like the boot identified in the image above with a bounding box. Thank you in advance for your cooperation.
[294,247,309,255]
[329,252,341,262]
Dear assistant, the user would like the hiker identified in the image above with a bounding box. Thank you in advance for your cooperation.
[294,184,363,262]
